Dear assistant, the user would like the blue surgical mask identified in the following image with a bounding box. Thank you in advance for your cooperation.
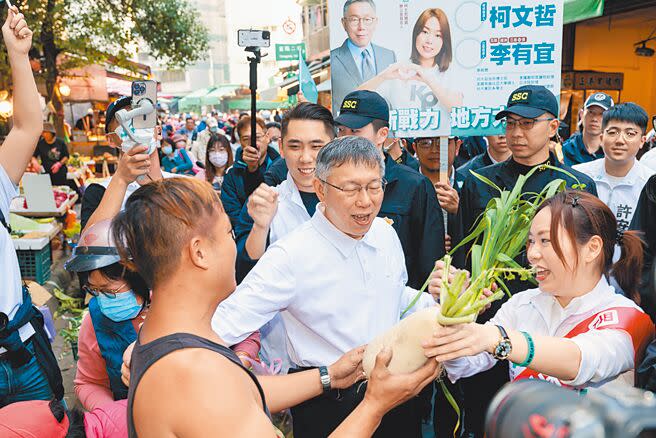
[162,145,173,155]
[97,290,142,322]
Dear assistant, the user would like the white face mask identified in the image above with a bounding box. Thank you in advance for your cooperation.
[209,151,229,168]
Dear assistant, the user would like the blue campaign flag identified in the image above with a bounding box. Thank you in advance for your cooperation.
[298,49,318,104]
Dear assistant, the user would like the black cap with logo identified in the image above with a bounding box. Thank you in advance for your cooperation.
[335,90,389,129]
[584,92,614,111]
[495,85,559,121]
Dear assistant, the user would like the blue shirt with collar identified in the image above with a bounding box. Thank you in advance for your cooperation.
[562,132,604,167]
[347,39,376,77]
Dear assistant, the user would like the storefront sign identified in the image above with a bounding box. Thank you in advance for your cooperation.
[276,43,306,61]
[329,0,564,137]
[562,71,623,90]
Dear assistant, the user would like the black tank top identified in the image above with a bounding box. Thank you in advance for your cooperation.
[127,332,269,438]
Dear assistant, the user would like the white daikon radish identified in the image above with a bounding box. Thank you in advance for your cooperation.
[363,306,441,377]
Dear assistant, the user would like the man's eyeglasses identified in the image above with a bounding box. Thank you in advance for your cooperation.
[604,128,641,141]
[504,117,555,131]
[344,16,376,28]
[82,282,127,299]
[415,138,443,150]
[320,178,387,197]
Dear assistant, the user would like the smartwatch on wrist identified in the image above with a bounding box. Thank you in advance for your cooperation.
[319,366,331,393]
[493,325,512,360]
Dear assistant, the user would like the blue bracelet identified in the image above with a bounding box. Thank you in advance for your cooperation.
[517,331,535,368]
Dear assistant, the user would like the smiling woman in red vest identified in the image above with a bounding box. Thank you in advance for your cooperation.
[424,190,654,390]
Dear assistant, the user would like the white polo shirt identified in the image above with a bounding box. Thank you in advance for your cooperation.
[0,165,35,352]
[213,203,435,367]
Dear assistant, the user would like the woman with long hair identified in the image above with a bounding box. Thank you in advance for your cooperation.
[358,8,462,132]
[425,190,654,390]
[196,134,233,192]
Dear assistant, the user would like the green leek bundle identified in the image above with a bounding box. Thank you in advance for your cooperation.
[404,164,580,323]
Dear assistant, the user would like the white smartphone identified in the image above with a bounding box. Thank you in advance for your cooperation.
[131,80,157,129]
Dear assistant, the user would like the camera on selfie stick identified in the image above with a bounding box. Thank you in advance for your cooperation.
[238,30,270,154]
[485,379,656,437]
[114,80,157,155]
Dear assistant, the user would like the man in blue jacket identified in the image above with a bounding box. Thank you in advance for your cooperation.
[221,115,280,226]
[562,92,614,166]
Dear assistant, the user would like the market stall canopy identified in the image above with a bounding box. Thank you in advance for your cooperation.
[226,99,288,111]
[564,0,604,23]
[178,86,217,112]
[59,65,108,102]
[201,84,240,106]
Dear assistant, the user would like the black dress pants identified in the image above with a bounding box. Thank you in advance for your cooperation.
[289,371,422,438]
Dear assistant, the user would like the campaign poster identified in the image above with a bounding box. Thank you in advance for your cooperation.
[329,0,564,137]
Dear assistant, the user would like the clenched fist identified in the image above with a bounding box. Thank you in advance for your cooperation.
[247,184,279,230]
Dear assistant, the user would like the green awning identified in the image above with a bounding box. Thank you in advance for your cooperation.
[564,0,604,24]
[226,99,289,111]
[200,84,240,106]
[178,86,217,112]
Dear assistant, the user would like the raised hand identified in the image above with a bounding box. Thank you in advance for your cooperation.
[2,6,32,56]
[247,183,279,230]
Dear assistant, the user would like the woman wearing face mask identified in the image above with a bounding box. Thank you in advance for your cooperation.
[424,191,654,392]
[160,134,194,175]
[196,134,233,193]
[65,219,150,411]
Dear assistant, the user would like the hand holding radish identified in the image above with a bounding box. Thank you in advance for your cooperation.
[363,347,441,417]
[327,345,366,389]
[2,5,32,56]
[422,322,499,363]
[247,184,279,230]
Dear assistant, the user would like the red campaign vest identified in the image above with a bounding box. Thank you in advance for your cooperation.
[514,307,655,387]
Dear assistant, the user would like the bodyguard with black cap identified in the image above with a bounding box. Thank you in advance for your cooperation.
[455,85,598,437]
[335,90,446,291]
[562,92,615,166]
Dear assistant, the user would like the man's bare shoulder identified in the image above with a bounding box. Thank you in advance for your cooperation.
[133,347,271,437]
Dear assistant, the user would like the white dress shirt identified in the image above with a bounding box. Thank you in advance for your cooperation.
[213,203,435,367]
[256,174,312,372]
[445,277,642,389]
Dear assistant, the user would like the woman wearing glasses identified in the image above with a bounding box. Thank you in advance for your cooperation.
[358,8,462,135]
[65,219,150,411]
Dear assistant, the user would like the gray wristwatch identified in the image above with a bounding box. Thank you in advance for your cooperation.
[319,366,331,393]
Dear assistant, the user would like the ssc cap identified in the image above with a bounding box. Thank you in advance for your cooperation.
[335,90,389,129]
[495,85,559,121]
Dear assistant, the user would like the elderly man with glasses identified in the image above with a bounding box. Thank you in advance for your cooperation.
[454,85,598,438]
[330,0,397,113]
[213,136,437,438]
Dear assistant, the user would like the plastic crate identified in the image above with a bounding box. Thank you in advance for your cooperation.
[16,243,51,285]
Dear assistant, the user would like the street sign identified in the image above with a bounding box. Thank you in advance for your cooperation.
[276,43,306,61]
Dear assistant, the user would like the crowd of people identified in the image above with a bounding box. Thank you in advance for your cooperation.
[2,5,656,438]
